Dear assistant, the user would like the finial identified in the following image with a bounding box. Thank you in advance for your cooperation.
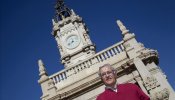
[116,20,129,35]
[71,9,76,15]
[38,59,47,76]
[52,19,56,25]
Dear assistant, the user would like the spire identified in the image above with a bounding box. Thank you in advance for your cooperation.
[54,0,72,21]
[116,20,135,41]
[116,20,129,36]
[38,59,48,77]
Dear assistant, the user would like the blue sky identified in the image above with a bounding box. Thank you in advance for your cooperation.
[0,0,175,100]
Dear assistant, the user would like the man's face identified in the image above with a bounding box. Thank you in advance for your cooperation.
[100,66,117,87]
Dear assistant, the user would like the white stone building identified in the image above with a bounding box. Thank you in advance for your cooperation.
[38,0,175,100]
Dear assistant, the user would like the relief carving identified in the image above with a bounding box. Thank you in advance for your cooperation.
[150,88,170,100]
[144,76,160,90]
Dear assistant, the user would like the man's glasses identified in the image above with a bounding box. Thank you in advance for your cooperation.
[100,71,115,77]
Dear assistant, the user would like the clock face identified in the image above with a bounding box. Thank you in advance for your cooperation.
[65,35,81,49]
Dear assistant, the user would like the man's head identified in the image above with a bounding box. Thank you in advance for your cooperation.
[98,64,117,87]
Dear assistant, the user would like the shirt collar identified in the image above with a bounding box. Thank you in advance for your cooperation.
[105,84,117,92]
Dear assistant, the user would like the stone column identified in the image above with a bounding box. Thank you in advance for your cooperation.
[116,20,144,59]
[38,59,57,100]
[132,70,149,95]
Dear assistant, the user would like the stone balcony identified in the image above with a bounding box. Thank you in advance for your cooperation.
[49,41,126,90]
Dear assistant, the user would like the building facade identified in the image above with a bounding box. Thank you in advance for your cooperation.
[38,0,175,100]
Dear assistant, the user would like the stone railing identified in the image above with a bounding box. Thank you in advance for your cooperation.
[49,41,125,85]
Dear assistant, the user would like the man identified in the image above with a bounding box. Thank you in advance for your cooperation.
[97,64,150,100]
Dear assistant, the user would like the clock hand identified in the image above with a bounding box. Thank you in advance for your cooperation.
[71,40,74,43]
[68,43,70,46]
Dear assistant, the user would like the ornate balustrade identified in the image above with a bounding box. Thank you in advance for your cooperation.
[49,41,125,85]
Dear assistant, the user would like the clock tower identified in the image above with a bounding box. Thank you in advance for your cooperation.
[52,0,95,68]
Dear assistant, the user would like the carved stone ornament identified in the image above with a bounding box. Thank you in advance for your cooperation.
[144,76,160,91]
[48,79,54,87]
[38,59,47,76]
[123,43,130,49]
[150,88,170,100]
